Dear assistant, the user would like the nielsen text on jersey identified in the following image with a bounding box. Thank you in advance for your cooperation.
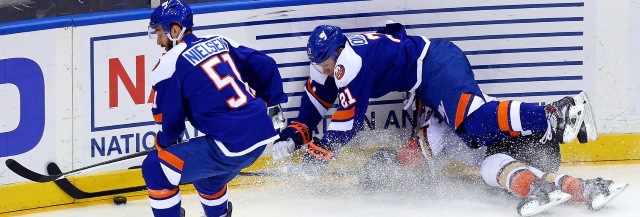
[182,37,229,66]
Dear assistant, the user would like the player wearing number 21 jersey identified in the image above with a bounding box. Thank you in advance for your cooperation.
[272,21,597,167]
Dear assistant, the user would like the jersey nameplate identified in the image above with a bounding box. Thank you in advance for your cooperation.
[182,37,230,66]
[346,35,368,46]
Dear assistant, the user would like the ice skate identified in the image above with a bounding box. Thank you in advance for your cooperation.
[181,201,232,217]
[225,201,233,217]
[541,95,585,144]
[573,92,598,143]
[582,177,628,210]
[517,179,571,216]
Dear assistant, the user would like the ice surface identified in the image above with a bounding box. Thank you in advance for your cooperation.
[16,163,639,217]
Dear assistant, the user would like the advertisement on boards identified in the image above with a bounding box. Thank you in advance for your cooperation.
[0,0,596,185]
[0,28,73,185]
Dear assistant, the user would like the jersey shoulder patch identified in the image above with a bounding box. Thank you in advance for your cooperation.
[334,44,362,88]
[346,34,369,46]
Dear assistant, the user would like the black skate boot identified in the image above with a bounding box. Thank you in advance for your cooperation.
[224,201,233,217]
[582,177,628,210]
[541,95,584,144]
[195,201,233,217]
[517,179,571,217]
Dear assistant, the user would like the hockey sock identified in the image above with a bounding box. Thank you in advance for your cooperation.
[459,101,511,147]
[482,153,547,197]
[508,169,538,197]
[494,100,548,135]
[148,187,182,216]
[468,101,547,133]
[546,174,585,202]
[487,154,537,197]
[460,101,547,147]
[507,101,547,133]
[142,151,184,216]
[196,184,229,217]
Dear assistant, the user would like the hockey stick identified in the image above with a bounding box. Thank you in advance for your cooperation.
[49,162,340,199]
[5,147,156,183]
[47,163,148,199]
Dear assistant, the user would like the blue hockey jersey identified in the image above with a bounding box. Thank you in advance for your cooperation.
[299,22,490,150]
[298,23,430,148]
[151,34,287,156]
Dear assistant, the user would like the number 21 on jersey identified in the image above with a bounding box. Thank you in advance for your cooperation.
[339,88,357,108]
[201,52,254,108]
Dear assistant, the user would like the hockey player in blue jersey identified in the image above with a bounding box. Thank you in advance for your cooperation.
[141,1,287,216]
[269,22,607,216]
[273,22,597,162]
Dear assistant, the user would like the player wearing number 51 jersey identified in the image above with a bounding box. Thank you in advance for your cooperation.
[141,1,286,217]
[151,34,283,153]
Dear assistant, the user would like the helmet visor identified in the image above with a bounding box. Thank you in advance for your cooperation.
[148,26,158,39]
[310,51,338,66]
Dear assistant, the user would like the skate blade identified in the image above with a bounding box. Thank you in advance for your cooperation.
[518,190,571,217]
[576,92,598,141]
[589,183,629,210]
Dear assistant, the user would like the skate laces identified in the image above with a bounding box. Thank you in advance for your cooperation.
[583,177,612,199]
[540,123,554,144]
[540,97,573,143]
[526,179,557,203]
[540,111,559,144]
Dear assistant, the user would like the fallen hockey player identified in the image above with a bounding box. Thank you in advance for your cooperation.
[271,21,628,216]
[390,95,629,216]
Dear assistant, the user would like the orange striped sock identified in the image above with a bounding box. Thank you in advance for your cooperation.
[510,170,538,197]
[560,176,585,202]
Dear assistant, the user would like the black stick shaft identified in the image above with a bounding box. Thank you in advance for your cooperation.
[63,148,156,177]
[6,147,156,183]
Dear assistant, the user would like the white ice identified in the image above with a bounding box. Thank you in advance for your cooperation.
[15,163,640,217]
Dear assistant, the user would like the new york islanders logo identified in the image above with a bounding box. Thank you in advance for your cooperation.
[334,64,345,80]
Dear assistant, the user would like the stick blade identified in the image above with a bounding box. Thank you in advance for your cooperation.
[5,159,60,183]
[48,163,88,199]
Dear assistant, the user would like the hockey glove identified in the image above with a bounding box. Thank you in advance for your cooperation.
[305,137,334,161]
[268,104,285,130]
[276,122,311,146]
[271,122,311,160]
[272,138,296,160]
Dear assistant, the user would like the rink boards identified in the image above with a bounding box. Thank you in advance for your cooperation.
[1,0,639,214]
